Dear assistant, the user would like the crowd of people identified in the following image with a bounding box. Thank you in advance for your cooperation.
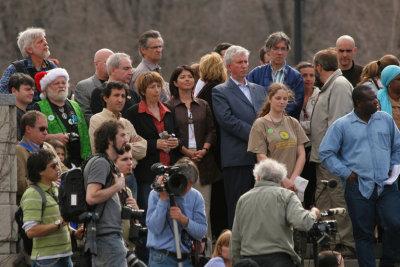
[5,26,400,267]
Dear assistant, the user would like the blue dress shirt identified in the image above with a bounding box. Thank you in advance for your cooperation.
[319,111,400,198]
[146,187,207,253]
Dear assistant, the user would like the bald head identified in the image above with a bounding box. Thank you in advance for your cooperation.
[94,48,114,80]
[335,35,357,70]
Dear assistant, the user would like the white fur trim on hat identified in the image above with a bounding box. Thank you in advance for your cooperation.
[39,68,69,92]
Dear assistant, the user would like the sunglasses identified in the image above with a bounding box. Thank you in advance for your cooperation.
[38,126,48,132]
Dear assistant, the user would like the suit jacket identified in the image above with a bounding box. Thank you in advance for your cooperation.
[212,78,266,168]
[74,74,102,125]
[126,102,182,183]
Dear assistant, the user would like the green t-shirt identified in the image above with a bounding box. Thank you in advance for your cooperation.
[21,182,72,259]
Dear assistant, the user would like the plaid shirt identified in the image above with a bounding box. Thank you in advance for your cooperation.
[0,58,57,103]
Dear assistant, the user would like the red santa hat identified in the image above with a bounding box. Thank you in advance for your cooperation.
[34,68,69,99]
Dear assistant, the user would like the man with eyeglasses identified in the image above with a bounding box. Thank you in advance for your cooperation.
[247,31,304,120]
[74,48,114,125]
[130,29,170,102]
[336,35,363,87]
[16,110,64,205]
[90,53,141,118]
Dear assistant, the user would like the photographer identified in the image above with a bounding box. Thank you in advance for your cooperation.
[230,158,320,267]
[115,144,140,249]
[146,157,207,266]
[84,120,129,266]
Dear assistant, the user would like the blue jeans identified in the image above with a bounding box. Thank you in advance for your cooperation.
[149,248,192,267]
[32,256,72,267]
[94,233,127,267]
[345,181,400,267]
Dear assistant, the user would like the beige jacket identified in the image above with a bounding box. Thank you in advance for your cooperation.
[89,108,147,168]
[16,139,66,204]
[310,69,353,163]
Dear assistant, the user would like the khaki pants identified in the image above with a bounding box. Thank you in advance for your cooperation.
[315,163,355,248]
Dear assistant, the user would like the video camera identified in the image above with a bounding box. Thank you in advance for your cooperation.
[308,208,344,246]
[150,163,188,195]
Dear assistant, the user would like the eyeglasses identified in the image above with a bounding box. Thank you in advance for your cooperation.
[38,126,48,132]
[271,46,288,52]
[147,45,163,50]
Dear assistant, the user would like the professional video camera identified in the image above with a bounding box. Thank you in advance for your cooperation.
[308,208,345,246]
[150,163,188,195]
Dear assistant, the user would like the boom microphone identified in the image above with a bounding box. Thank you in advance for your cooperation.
[321,179,338,188]
[321,208,346,216]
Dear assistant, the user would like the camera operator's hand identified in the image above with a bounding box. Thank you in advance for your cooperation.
[280,177,297,192]
[46,133,69,145]
[126,197,139,210]
[167,137,179,149]
[311,207,321,220]
[114,172,125,191]
[347,172,358,183]
[156,176,168,202]
[170,205,189,227]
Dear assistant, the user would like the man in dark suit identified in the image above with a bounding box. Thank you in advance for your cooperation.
[212,45,267,228]
[74,48,113,125]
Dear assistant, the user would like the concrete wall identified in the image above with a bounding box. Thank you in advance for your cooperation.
[0,94,19,266]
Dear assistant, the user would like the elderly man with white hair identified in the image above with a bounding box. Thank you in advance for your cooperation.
[0,27,57,106]
[231,158,320,267]
[33,68,91,166]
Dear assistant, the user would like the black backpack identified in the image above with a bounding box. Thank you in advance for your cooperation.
[14,184,46,255]
[58,153,111,223]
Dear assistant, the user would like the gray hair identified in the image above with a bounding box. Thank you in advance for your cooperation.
[174,157,199,184]
[223,45,250,66]
[106,52,132,75]
[265,31,291,52]
[253,158,287,184]
[17,27,46,58]
[138,30,164,57]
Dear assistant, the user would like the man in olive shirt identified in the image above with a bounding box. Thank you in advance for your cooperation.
[231,158,320,267]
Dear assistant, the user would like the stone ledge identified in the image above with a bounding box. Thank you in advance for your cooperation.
[0,253,19,267]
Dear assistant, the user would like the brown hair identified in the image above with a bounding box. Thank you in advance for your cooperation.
[211,230,231,258]
[313,49,338,72]
[135,71,164,101]
[258,83,294,118]
[358,54,400,85]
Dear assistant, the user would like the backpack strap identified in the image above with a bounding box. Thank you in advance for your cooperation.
[83,154,114,219]
[11,59,26,73]
[17,142,35,153]
[29,184,47,220]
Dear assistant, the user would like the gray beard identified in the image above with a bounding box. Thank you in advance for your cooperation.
[46,89,68,102]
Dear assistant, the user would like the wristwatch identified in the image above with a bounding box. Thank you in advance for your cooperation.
[54,219,62,230]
